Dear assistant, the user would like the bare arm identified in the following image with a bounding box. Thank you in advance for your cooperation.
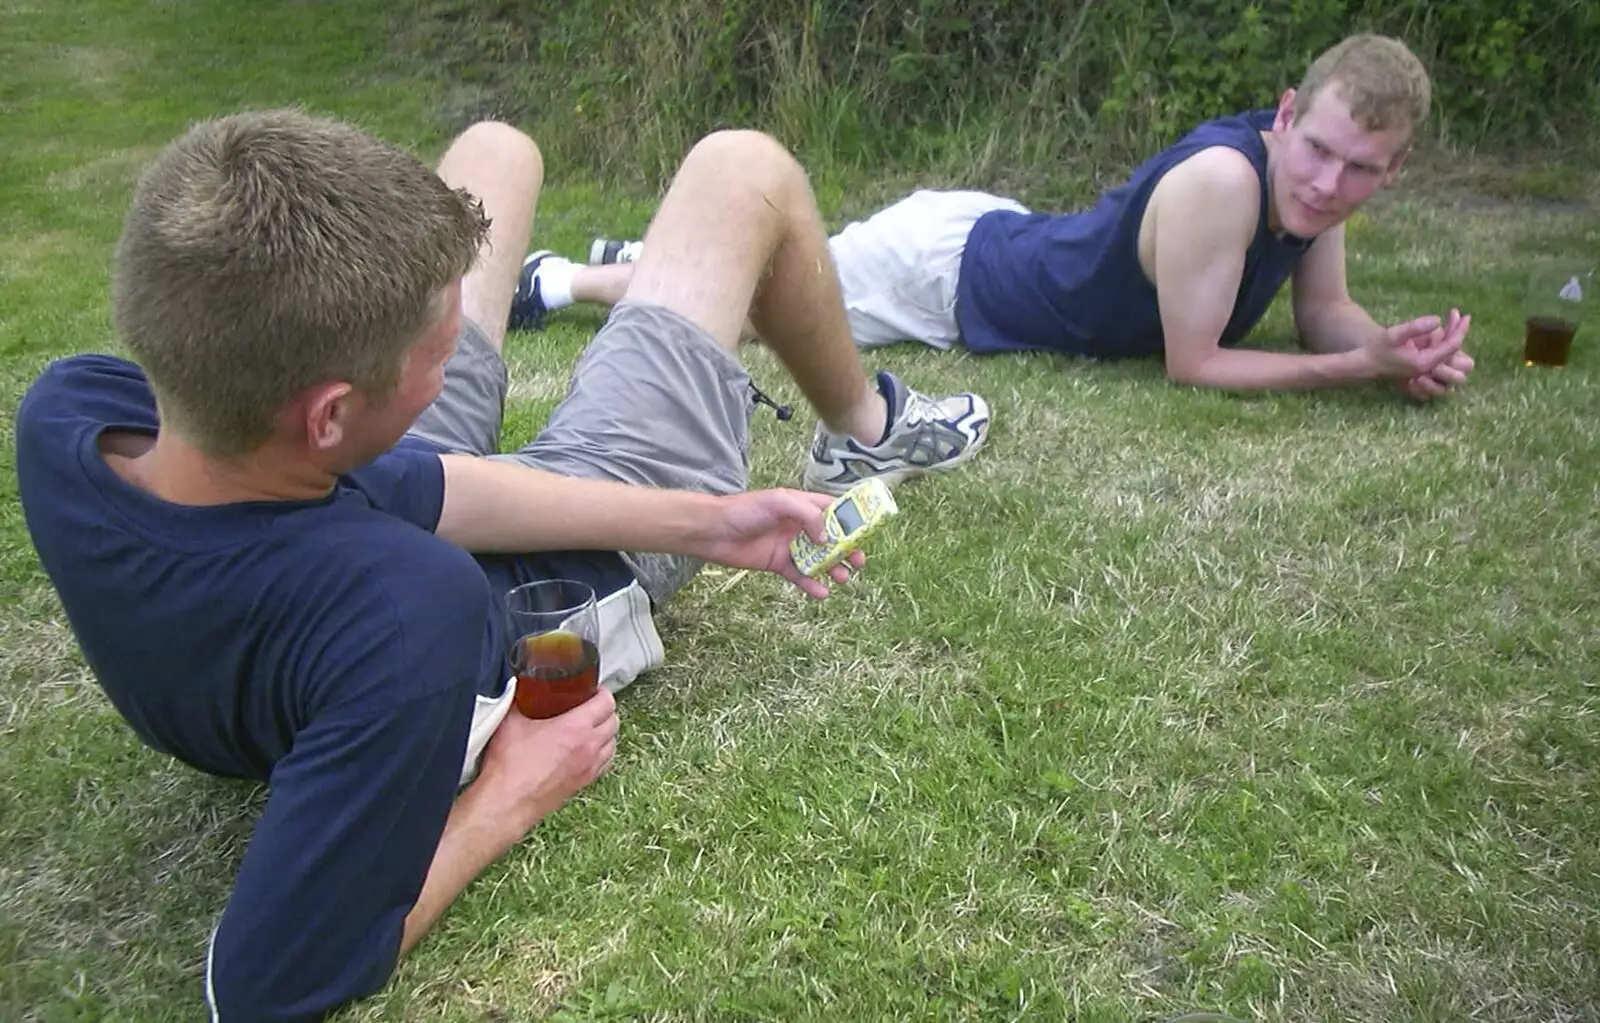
[436,454,719,554]
[1291,226,1387,353]
[1292,224,1476,399]
[435,456,860,598]
[399,787,511,955]
[1151,148,1380,391]
[402,693,618,954]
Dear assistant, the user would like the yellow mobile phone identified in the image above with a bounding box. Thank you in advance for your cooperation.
[790,477,899,579]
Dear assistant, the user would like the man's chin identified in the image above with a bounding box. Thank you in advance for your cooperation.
[1300,197,1360,238]
[1282,203,1329,239]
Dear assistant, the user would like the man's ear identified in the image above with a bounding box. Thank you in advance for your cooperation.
[301,381,356,452]
[1272,88,1298,134]
[1382,144,1413,188]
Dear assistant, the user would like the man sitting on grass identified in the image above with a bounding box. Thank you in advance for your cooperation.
[15,111,989,1021]
[525,33,1474,399]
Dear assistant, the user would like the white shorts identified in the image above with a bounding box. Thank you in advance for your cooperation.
[827,190,1029,350]
[459,582,657,787]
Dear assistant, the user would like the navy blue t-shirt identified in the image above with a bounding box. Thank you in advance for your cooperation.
[15,355,485,1020]
[13,355,629,1022]
[956,108,1314,359]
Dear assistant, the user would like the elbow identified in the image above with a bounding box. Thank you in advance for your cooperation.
[1292,313,1320,351]
[1164,354,1210,387]
[1163,336,1226,388]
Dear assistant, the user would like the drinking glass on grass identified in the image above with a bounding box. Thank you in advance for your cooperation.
[1522,261,1591,368]
[506,579,601,719]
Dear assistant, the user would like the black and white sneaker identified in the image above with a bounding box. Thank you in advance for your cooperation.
[587,238,643,266]
[801,371,991,496]
[509,250,571,331]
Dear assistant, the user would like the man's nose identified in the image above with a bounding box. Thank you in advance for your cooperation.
[1311,159,1342,197]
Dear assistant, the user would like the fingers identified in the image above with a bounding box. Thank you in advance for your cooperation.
[576,692,619,779]
[781,551,865,601]
[1387,314,1443,345]
[806,520,830,545]
[1416,328,1465,370]
[568,685,617,725]
[732,488,876,599]
[1408,321,1446,350]
[1404,375,1448,400]
[775,554,833,599]
[1404,345,1474,399]
[764,489,832,543]
[594,700,621,741]
[564,692,617,780]
[789,571,831,600]
[593,737,617,779]
[1401,311,1471,357]
[1426,347,1471,386]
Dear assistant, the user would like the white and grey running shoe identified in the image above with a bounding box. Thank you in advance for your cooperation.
[801,370,990,496]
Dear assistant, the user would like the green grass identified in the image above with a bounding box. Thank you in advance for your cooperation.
[3,2,1600,1021]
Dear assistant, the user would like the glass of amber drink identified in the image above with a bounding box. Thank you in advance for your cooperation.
[1523,262,1590,368]
[505,579,601,719]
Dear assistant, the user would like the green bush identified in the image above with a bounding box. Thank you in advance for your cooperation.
[399,0,1600,184]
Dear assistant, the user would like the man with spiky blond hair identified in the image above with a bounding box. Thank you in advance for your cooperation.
[557,34,1474,398]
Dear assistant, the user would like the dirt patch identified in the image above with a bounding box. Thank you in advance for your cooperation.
[1383,146,1598,216]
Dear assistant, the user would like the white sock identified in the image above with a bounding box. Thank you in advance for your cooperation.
[534,258,577,310]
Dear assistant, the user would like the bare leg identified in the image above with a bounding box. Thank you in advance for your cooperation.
[435,122,545,354]
[622,131,886,443]
[571,264,760,342]
[571,264,632,306]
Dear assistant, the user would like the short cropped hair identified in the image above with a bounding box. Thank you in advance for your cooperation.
[1295,34,1432,138]
[113,109,490,457]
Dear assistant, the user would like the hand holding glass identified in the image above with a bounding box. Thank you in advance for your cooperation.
[505,580,601,719]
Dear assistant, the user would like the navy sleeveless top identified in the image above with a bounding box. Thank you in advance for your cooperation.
[955,109,1314,359]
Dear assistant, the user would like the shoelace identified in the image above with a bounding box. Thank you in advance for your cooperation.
[897,388,945,426]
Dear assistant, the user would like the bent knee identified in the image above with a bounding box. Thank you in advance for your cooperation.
[455,121,543,180]
[684,129,802,185]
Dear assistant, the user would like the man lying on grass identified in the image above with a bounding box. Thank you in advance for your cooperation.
[15,111,989,1021]
[525,33,1474,399]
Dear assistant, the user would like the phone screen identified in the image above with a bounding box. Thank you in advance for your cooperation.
[834,498,865,535]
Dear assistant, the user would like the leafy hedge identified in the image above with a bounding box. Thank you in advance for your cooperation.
[402,0,1600,182]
